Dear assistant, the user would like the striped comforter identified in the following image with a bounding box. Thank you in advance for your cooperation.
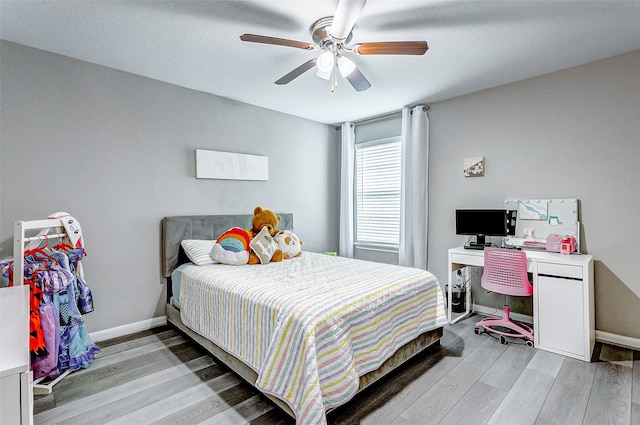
[178,252,447,425]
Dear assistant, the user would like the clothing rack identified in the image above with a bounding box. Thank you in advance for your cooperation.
[14,219,68,290]
[14,219,72,396]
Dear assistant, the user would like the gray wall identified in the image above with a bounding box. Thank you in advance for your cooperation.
[427,50,640,339]
[0,41,340,332]
[3,39,639,341]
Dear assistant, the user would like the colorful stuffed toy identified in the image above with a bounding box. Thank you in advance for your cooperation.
[274,230,302,259]
[211,227,252,266]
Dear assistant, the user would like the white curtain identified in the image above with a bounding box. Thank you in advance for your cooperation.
[339,122,355,258]
[399,106,430,269]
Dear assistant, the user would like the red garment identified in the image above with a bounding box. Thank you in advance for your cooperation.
[7,248,63,358]
[28,276,48,358]
[10,263,48,358]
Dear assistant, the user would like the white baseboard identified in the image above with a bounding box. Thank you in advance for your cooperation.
[90,316,167,342]
[472,305,533,325]
[595,330,640,351]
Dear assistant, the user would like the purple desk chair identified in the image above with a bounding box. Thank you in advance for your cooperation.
[474,247,534,346]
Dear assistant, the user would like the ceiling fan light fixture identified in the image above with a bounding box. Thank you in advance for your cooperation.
[241,0,424,93]
[316,51,335,73]
[316,66,332,80]
[337,55,356,77]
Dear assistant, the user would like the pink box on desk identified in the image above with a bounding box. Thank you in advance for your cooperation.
[546,236,576,254]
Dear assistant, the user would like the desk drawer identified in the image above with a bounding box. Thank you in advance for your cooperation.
[451,253,484,268]
[537,262,582,279]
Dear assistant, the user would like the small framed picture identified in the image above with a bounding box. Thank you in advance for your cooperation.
[463,156,484,177]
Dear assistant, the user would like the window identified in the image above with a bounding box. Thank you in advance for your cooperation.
[355,137,402,248]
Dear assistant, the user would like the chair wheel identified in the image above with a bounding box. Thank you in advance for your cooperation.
[474,327,481,335]
[499,335,508,345]
[525,340,534,348]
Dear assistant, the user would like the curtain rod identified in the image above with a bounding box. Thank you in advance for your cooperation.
[352,110,401,125]
[352,105,430,125]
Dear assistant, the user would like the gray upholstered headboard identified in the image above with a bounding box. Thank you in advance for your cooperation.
[161,214,293,278]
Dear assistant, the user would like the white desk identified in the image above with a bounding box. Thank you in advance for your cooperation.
[447,246,594,362]
[0,285,32,425]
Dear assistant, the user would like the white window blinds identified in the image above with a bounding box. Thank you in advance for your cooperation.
[355,138,401,247]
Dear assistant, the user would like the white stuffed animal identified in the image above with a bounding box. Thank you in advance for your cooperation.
[273,230,302,259]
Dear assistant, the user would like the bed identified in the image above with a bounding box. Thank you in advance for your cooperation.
[162,214,447,424]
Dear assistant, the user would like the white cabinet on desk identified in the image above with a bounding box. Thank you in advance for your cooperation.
[535,261,594,361]
[447,247,594,361]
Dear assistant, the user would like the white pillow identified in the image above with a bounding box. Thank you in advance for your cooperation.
[249,227,278,264]
[180,239,216,266]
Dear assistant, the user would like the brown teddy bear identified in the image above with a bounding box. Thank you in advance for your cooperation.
[247,206,284,265]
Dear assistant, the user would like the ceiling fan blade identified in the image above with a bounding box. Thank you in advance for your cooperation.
[352,41,428,55]
[330,0,366,42]
[275,59,318,85]
[240,34,315,50]
[344,66,371,92]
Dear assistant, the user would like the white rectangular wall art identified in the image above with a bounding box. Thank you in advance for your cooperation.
[195,149,268,181]
[463,156,484,177]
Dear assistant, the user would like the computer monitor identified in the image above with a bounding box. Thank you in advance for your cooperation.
[455,209,508,247]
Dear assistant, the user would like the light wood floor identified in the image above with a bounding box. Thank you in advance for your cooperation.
[34,314,640,425]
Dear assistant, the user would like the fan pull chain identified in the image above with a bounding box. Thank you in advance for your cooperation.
[331,58,338,92]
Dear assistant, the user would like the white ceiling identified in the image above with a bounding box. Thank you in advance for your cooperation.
[2,1,640,125]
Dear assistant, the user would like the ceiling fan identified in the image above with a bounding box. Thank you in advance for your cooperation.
[239,0,428,92]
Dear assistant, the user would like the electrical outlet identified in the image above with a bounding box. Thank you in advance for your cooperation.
[454,269,464,287]
[452,267,470,289]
